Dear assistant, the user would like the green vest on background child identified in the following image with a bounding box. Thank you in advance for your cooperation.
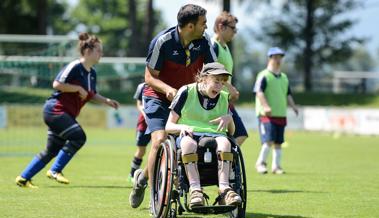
[255,69,289,117]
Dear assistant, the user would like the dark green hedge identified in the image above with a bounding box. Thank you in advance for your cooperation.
[1,87,378,108]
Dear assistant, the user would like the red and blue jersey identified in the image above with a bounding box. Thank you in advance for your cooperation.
[45,60,97,118]
[133,82,148,131]
[144,26,217,102]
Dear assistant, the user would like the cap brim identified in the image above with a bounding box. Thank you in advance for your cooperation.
[268,52,285,57]
[204,69,232,76]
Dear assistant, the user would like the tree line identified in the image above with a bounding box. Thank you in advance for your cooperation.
[0,0,376,92]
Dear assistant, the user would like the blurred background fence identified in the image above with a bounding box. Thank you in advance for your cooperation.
[0,34,146,93]
[0,1,378,193]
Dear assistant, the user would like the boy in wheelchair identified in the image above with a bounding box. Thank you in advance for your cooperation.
[165,62,242,208]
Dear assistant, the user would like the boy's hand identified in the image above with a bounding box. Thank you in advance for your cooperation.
[209,115,233,131]
[293,106,299,116]
[106,98,120,109]
[263,106,272,116]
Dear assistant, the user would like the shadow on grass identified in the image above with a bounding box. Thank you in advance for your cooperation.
[45,185,131,189]
[248,189,325,194]
[246,212,310,218]
[136,209,309,218]
[139,207,207,218]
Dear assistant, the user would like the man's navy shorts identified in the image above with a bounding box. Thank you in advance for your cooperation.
[136,130,151,146]
[230,107,248,139]
[143,96,170,134]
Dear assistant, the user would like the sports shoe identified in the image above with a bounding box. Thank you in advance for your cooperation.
[272,167,285,175]
[46,170,70,184]
[127,174,134,184]
[129,169,147,208]
[219,188,242,206]
[256,162,268,174]
[15,176,38,188]
[189,189,205,208]
[149,199,154,216]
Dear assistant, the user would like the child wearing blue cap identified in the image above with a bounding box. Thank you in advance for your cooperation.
[253,47,298,174]
[267,47,285,57]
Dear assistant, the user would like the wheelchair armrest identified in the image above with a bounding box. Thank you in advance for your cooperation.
[226,135,240,148]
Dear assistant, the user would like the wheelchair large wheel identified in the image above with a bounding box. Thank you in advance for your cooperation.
[151,138,176,218]
[229,145,247,218]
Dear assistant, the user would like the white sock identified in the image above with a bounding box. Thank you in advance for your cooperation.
[218,160,230,192]
[185,163,201,190]
[272,148,282,170]
[256,143,270,165]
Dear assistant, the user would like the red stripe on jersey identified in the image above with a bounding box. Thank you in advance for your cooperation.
[144,57,204,101]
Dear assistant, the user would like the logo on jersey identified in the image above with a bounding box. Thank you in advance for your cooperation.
[172,50,179,56]
[193,45,201,51]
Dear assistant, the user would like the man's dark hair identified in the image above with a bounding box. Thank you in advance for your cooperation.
[177,4,207,28]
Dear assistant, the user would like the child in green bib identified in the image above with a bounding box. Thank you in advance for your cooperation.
[212,11,249,146]
[166,62,242,208]
[254,47,299,175]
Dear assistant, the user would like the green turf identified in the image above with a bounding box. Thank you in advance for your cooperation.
[0,129,378,218]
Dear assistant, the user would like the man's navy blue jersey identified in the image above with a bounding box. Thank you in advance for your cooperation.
[144,26,217,102]
[46,60,97,117]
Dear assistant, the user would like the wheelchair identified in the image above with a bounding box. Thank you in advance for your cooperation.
[150,135,247,218]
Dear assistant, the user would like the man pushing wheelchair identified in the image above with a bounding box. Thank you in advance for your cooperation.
[165,62,242,208]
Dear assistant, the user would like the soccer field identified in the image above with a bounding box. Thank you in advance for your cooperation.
[0,129,378,218]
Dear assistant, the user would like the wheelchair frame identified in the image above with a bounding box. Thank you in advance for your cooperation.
[151,135,247,218]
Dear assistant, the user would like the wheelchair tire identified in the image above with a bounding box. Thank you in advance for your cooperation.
[151,138,175,218]
[229,145,247,218]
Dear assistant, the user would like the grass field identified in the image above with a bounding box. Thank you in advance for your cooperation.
[0,128,378,218]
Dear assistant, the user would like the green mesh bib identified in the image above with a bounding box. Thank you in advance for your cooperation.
[255,69,289,117]
[178,83,229,134]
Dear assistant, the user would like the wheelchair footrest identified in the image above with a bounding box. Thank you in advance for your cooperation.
[190,205,237,214]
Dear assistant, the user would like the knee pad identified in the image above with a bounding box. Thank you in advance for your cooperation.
[217,151,233,162]
[37,149,58,163]
[62,130,86,155]
[182,153,198,164]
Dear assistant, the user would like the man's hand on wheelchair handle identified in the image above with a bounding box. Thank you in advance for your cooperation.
[180,125,194,137]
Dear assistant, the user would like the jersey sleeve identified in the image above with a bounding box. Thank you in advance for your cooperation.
[253,76,267,93]
[287,85,292,96]
[146,41,163,71]
[169,86,188,116]
[133,83,145,101]
[55,61,79,83]
[146,31,173,71]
